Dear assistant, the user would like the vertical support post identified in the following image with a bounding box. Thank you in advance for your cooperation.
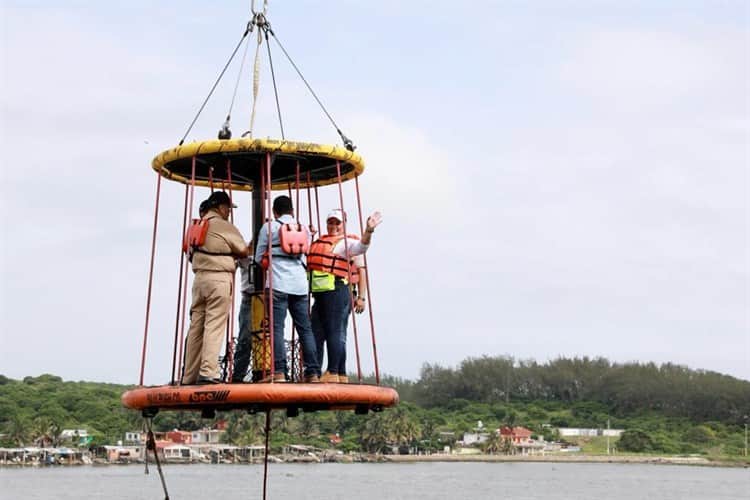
[171,184,190,383]
[139,171,162,385]
[354,175,380,384]
[334,160,362,382]
[225,159,236,382]
[177,156,198,384]
[265,152,276,377]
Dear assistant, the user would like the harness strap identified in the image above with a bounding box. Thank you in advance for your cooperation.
[193,248,235,257]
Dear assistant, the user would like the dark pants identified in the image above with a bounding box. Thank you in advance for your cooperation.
[271,290,319,377]
[311,280,352,376]
[231,292,252,382]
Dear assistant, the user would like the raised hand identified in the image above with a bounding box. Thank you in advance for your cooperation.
[366,211,382,232]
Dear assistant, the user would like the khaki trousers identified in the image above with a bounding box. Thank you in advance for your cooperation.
[182,274,232,384]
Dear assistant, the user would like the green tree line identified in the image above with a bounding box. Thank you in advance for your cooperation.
[1,357,748,458]
[408,356,750,423]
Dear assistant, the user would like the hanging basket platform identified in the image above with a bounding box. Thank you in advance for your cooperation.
[121,382,399,414]
[152,138,364,191]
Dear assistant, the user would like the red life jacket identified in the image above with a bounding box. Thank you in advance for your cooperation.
[182,215,233,257]
[260,220,311,269]
[307,234,360,284]
[183,217,209,253]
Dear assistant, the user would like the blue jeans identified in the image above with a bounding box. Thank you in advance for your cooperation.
[311,280,352,376]
[271,290,319,377]
[232,293,252,382]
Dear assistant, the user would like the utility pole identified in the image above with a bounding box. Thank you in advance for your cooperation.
[606,418,611,455]
[744,415,748,457]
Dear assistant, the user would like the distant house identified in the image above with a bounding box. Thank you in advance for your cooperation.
[161,444,192,463]
[95,445,143,463]
[499,426,545,456]
[167,430,193,444]
[190,428,223,444]
[124,432,144,444]
[60,429,88,440]
[460,432,489,446]
[60,429,91,446]
[500,426,533,444]
[558,428,624,437]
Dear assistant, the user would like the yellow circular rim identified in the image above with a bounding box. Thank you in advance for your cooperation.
[151,138,365,191]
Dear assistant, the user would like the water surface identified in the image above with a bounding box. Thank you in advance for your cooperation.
[1,462,747,499]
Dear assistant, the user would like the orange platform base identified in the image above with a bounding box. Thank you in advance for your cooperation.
[121,382,399,414]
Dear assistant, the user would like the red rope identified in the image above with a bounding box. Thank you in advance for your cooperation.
[171,184,190,383]
[260,165,269,380]
[177,156,198,384]
[306,171,314,235]
[226,159,236,382]
[284,178,298,378]
[139,171,162,385]
[314,186,321,238]
[292,162,302,379]
[265,152,276,378]
[335,160,362,382]
[306,171,314,317]
[295,162,301,223]
[355,174,381,384]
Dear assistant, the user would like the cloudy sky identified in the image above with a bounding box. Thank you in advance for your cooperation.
[1,1,748,385]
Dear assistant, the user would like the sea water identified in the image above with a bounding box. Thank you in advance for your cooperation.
[0,462,747,499]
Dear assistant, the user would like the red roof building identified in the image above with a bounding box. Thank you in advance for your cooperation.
[499,426,533,444]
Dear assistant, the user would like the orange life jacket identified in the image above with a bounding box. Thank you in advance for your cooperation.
[183,217,209,253]
[259,220,310,269]
[307,234,360,284]
[182,215,233,257]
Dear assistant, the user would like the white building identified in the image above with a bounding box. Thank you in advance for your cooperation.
[190,429,223,444]
[558,428,623,437]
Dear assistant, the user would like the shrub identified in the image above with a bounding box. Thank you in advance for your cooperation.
[618,429,654,452]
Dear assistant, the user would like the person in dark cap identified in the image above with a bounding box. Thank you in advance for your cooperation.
[254,195,320,383]
[198,199,210,218]
[182,191,251,385]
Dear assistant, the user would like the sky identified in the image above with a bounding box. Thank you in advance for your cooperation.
[1,1,748,385]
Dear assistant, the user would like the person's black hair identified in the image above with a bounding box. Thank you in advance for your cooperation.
[273,195,293,215]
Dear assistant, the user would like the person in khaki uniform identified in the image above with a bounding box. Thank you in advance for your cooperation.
[182,191,251,385]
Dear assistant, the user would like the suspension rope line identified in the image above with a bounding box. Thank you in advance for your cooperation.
[247,25,264,137]
[225,34,252,127]
[266,28,355,150]
[179,26,251,145]
[263,26,285,139]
